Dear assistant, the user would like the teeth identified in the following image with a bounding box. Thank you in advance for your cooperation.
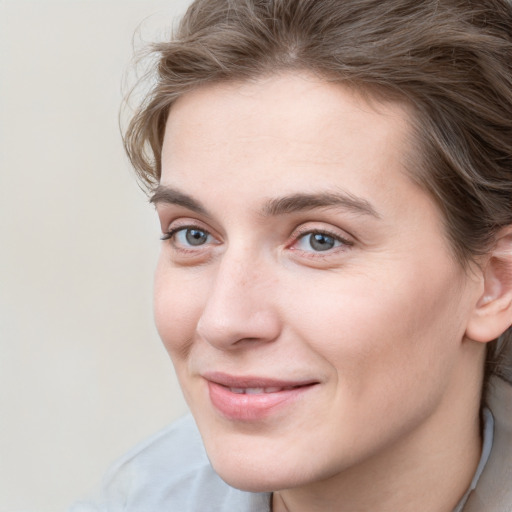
[245,387,265,394]
[228,386,288,394]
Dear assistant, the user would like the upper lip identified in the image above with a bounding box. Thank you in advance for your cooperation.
[202,371,318,389]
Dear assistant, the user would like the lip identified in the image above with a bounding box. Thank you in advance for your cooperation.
[203,372,318,422]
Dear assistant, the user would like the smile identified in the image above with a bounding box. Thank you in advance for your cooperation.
[228,386,302,394]
[203,373,318,421]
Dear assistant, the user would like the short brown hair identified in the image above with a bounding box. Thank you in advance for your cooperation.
[123,0,512,382]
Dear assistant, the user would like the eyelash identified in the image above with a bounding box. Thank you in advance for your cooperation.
[160,224,210,243]
[289,227,354,256]
[160,226,191,242]
[161,223,353,258]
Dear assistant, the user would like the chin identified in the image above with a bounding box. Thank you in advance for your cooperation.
[213,463,295,493]
[206,445,328,493]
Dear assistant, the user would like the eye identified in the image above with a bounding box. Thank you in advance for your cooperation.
[293,230,352,253]
[177,228,210,246]
[161,226,215,248]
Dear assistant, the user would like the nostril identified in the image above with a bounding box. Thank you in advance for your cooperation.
[195,263,281,349]
[196,308,281,350]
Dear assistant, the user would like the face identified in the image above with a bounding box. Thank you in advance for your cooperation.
[153,73,481,492]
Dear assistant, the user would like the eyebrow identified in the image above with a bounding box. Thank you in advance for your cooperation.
[150,185,380,219]
[262,191,380,218]
[150,186,208,215]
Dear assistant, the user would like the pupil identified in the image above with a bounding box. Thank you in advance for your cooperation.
[310,233,334,251]
[186,229,207,246]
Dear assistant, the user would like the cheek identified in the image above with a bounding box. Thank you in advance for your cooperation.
[153,258,203,363]
[288,262,466,398]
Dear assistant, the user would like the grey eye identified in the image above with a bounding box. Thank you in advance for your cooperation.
[308,233,336,251]
[184,228,209,246]
[168,227,212,247]
[295,231,345,253]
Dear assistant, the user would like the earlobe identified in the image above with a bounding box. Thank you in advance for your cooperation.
[465,227,512,343]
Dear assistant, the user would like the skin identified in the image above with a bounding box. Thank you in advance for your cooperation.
[153,73,487,512]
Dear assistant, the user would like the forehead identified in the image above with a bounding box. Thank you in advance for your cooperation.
[161,73,417,208]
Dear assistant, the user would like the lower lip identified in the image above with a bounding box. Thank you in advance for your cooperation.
[207,381,315,421]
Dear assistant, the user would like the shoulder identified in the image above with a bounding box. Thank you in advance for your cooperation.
[464,376,512,512]
[69,415,271,512]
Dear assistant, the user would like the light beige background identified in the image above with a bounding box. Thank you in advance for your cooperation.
[0,1,194,510]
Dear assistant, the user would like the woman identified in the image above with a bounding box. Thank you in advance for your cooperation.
[72,0,512,510]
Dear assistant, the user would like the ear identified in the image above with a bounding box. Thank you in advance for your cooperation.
[465,226,512,343]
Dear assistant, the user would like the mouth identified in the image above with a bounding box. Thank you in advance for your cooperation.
[227,385,306,394]
[203,372,318,421]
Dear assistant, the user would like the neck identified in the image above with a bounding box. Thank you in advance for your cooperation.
[273,364,483,512]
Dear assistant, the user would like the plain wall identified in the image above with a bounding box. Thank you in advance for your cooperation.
[0,1,193,510]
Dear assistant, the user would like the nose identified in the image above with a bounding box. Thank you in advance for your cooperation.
[196,253,281,350]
